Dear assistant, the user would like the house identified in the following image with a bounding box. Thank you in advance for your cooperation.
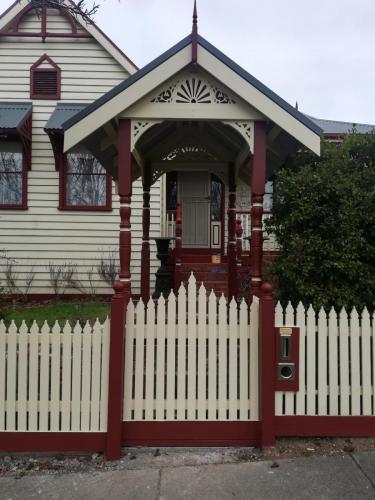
[0,0,373,300]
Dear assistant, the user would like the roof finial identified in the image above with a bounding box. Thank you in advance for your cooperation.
[295,101,299,110]
[192,0,198,64]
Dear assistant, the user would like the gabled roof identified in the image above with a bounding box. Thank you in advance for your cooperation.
[62,33,323,156]
[63,34,321,136]
[0,101,32,130]
[0,0,138,75]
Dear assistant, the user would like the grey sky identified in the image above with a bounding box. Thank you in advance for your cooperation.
[3,0,375,124]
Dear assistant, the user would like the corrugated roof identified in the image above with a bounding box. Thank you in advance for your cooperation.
[45,102,87,131]
[307,116,375,135]
[0,102,32,130]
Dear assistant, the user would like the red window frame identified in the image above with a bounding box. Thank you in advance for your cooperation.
[59,153,112,212]
[0,145,28,210]
[30,54,61,100]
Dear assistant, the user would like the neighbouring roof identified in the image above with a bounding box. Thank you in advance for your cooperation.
[0,102,32,130]
[307,116,375,135]
[0,0,138,75]
[45,103,87,131]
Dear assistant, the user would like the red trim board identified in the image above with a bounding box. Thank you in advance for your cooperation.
[276,417,375,437]
[122,421,261,447]
[0,433,106,453]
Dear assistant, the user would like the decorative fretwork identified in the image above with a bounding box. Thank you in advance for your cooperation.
[131,120,161,151]
[151,73,236,105]
[162,144,218,162]
[223,121,254,151]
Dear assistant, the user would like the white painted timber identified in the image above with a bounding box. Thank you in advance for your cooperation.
[0,7,161,296]
[123,274,259,422]
[275,303,375,416]
[0,318,110,431]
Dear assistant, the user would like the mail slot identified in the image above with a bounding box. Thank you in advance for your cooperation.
[275,326,299,391]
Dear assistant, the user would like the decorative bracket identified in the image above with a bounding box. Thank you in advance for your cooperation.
[131,120,162,151]
[223,121,254,153]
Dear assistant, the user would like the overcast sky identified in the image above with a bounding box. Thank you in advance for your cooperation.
[3,0,375,124]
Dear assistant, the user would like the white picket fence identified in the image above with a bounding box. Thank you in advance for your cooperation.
[0,318,110,432]
[123,274,259,421]
[275,303,375,416]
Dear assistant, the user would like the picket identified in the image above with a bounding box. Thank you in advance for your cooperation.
[123,275,258,422]
[166,292,177,420]
[275,303,375,417]
[328,308,339,415]
[361,308,372,416]
[249,297,259,421]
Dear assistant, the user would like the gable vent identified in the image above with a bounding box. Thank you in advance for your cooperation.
[30,54,61,100]
[33,71,58,97]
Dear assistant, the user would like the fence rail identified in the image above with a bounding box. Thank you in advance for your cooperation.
[123,274,259,421]
[275,303,375,416]
[0,319,110,432]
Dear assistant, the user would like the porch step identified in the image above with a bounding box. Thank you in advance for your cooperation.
[178,261,229,296]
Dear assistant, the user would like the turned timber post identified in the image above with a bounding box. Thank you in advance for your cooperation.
[236,217,243,268]
[106,119,132,461]
[227,162,237,300]
[250,121,267,298]
[141,162,151,303]
[174,202,182,292]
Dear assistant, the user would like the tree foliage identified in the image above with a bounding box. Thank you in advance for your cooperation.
[266,132,375,310]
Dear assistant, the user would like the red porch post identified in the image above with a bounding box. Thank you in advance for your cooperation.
[106,119,132,461]
[259,281,276,447]
[250,121,267,298]
[174,202,182,292]
[141,162,151,303]
[227,162,237,300]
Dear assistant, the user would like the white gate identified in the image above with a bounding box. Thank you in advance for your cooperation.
[123,274,259,421]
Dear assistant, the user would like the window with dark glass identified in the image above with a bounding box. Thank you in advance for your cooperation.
[166,171,177,211]
[210,174,223,221]
[263,180,273,211]
[0,141,25,208]
[61,150,111,210]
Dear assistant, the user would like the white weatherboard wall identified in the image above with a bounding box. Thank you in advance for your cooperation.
[275,302,375,416]
[0,9,161,295]
[123,274,259,421]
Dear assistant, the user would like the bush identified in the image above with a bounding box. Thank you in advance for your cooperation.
[266,132,375,310]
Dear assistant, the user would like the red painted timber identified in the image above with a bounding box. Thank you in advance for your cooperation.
[259,282,276,447]
[0,433,106,453]
[122,422,260,447]
[276,417,375,437]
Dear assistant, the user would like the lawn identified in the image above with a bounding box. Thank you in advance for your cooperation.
[0,300,111,328]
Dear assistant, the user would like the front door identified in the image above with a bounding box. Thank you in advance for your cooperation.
[179,171,210,248]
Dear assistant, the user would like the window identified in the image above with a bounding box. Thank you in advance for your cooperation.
[30,54,61,100]
[0,141,27,209]
[211,174,223,221]
[263,180,273,211]
[60,150,112,210]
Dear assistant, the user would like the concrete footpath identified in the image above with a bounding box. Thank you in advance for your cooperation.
[1,450,375,500]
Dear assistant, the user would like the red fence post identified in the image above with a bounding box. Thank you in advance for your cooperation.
[106,283,127,460]
[259,281,276,448]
